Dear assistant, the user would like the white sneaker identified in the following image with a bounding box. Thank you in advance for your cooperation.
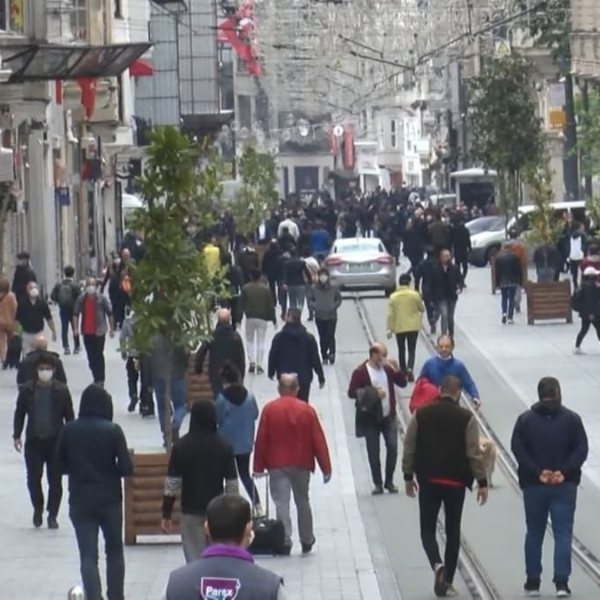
[574,347,584,355]
[445,584,459,597]
[508,318,515,324]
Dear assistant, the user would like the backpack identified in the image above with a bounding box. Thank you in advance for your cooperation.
[57,282,75,307]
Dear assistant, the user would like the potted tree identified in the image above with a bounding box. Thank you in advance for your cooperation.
[123,127,226,544]
[523,163,572,325]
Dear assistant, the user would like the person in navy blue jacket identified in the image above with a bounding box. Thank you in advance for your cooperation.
[511,376,588,598]
[419,335,480,408]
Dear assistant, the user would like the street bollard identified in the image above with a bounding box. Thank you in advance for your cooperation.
[67,586,85,600]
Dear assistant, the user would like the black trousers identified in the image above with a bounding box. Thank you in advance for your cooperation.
[364,416,398,487]
[315,318,337,360]
[418,481,466,584]
[235,453,260,506]
[298,380,311,402]
[570,260,582,288]
[395,331,418,372]
[268,277,278,307]
[278,285,288,317]
[60,308,80,351]
[575,317,600,347]
[24,436,62,517]
[456,256,469,280]
[83,334,106,384]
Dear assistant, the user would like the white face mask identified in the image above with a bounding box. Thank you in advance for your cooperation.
[37,368,53,382]
[29,288,39,299]
[86,285,96,295]
[318,275,328,284]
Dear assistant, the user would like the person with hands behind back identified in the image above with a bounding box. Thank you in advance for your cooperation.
[402,375,487,598]
[511,376,588,598]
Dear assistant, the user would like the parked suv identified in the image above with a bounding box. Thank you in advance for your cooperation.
[468,202,586,267]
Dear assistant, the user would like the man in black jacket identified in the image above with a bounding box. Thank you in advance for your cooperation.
[416,247,440,335]
[56,384,133,600]
[511,377,588,597]
[11,251,37,303]
[431,249,464,339]
[196,308,245,396]
[13,354,74,529]
[17,334,67,389]
[494,241,523,324]
[268,308,324,402]
[402,375,488,597]
[161,400,239,563]
[451,219,472,281]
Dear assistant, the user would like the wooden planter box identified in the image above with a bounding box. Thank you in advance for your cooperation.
[526,280,572,325]
[124,451,181,545]
[186,351,213,408]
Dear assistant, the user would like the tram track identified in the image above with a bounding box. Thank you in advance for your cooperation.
[352,292,600,596]
[352,294,501,600]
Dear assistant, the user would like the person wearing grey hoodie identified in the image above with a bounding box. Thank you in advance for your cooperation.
[149,333,189,445]
[56,384,133,600]
[308,268,342,365]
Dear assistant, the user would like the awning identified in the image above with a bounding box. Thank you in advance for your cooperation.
[129,58,154,78]
[3,43,152,82]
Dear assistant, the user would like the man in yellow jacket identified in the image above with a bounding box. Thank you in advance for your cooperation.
[387,273,425,382]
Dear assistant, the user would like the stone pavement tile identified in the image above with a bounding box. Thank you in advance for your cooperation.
[455,266,600,489]
[0,314,384,599]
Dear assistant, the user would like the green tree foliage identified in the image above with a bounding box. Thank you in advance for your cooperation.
[229,146,278,238]
[469,55,545,219]
[129,127,226,448]
[524,162,562,245]
[518,0,570,60]
[575,89,600,179]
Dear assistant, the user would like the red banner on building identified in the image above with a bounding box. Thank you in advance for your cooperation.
[343,126,355,170]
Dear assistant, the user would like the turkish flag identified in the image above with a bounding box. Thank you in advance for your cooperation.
[218,18,262,76]
[77,78,97,119]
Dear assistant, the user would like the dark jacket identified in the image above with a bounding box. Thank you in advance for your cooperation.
[451,224,472,259]
[511,401,588,488]
[268,322,324,386]
[495,251,523,287]
[283,257,310,286]
[402,396,487,489]
[162,401,238,517]
[196,323,246,395]
[402,228,424,262]
[12,265,37,303]
[17,350,67,387]
[428,221,451,250]
[431,262,464,301]
[533,243,561,272]
[262,247,283,281]
[241,281,276,322]
[416,255,438,296]
[572,279,600,318]
[55,385,133,507]
[13,380,74,440]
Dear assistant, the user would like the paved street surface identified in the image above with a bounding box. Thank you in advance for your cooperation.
[4,264,600,598]
[0,313,384,600]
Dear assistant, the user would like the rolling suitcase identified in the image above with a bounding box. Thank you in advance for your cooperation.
[248,474,286,556]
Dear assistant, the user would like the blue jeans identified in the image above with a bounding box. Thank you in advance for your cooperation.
[523,483,577,583]
[70,502,124,600]
[154,377,187,434]
[501,285,516,319]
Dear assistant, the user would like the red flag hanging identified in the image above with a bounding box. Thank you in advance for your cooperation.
[55,81,63,104]
[343,126,355,170]
[77,78,97,119]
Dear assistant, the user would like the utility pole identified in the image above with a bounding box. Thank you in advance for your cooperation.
[562,58,579,200]
[581,79,593,199]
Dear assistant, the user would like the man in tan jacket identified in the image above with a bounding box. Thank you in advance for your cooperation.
[386,273,424,381]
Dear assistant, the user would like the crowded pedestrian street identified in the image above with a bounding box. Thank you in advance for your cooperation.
[3,258,600,598]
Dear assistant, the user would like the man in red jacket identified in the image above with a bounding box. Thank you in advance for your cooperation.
[348,342,407,495]
[253,373,332,555]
